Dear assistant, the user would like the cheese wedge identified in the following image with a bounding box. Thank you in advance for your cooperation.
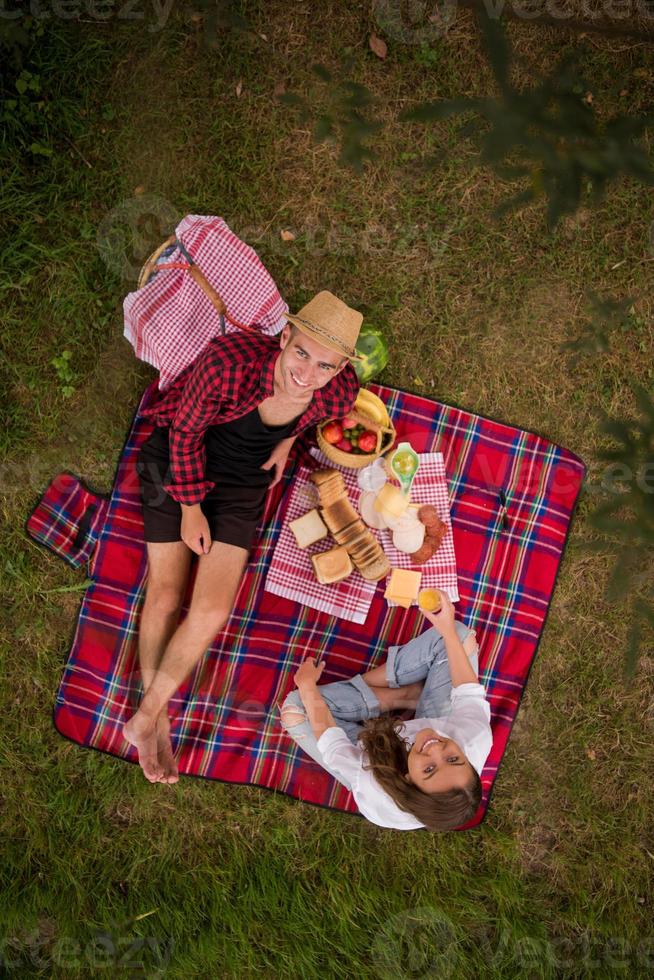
[374,483,409,520]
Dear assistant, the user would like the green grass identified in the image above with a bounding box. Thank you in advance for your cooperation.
[1,4,653,978]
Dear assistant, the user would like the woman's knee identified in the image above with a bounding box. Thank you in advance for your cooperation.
[463,631,478,657]
[279,691,306,730]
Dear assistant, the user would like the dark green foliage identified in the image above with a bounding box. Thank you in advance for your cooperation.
[185,0,249,48]
[589,386,654,674]
[562,293,634,360]
[0,14,34,72]
[402,13,654,227]
[279,61,383,172]
[281,14,654,226]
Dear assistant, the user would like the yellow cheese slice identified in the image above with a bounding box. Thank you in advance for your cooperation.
[384,593,413,608]
[374,483,409,519]
[386,568,422,600]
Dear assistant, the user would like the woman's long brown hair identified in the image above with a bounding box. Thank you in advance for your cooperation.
[358,715,481,831]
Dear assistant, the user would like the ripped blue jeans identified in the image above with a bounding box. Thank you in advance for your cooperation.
[279,621,478,791]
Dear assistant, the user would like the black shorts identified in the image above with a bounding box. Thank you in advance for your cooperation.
[136,428,270,550]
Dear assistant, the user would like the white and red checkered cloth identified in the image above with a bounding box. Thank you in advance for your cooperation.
[123,215,289,390]
[265,452,459,624]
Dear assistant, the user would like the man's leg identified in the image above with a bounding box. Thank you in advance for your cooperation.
[123,541,248,782]
[135,541,192,784]
[139,542,192,692]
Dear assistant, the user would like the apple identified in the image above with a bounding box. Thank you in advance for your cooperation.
[341,417,358,429]
[335,438,353,452]
[322,420,343,445]
[358,430,377,454]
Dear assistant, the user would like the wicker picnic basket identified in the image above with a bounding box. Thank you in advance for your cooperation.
[316,402,396,470]
[137,233,261,334]
[138,235,177,289]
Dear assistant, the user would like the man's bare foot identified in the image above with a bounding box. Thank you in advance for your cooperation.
[155,713,179,785]
[123,712,163,783]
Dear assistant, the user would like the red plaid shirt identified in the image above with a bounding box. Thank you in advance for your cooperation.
[141,331,359,505]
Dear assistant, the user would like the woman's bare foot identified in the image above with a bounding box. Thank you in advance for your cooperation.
[155,713,179,784]
[123,711,163,783]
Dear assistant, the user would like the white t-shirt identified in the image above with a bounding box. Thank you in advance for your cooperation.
[316,682,492,831]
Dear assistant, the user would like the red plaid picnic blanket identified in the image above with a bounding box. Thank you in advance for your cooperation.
[27,384,585,829]
[123,215,289,389]
[264,453,459,624]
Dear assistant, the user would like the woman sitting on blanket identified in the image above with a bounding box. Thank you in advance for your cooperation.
[280,591,492,831]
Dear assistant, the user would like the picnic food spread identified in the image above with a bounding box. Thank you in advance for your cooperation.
[282,396,455,606]
[278,387,456,608]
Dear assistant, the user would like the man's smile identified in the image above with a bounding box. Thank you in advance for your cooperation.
[289,370,311,389]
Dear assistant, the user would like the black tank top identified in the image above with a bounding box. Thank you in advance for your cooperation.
[204,407,300,486]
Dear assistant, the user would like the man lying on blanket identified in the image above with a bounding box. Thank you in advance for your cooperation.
[123,291,361,783]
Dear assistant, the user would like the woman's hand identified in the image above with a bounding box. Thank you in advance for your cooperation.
[293,657,325,691]
[181,504,212,556]
[420,589,456,637]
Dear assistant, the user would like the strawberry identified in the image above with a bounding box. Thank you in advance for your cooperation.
[322,421,343,445]
[358,430,377,453]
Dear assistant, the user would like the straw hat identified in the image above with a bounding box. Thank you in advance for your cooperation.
[286,291,362,359]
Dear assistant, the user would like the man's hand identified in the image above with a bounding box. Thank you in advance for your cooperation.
[293,656,325,691]
[419,589,456,637]
[260,436,295,488]
[180,504,212,556]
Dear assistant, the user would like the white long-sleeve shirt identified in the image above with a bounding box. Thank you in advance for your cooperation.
[317,682,492,830]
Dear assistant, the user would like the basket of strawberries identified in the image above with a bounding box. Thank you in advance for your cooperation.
[316,389,396,469]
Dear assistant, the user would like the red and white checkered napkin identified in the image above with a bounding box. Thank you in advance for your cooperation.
[265,464,378,624]
[264,453,458,624]
[123,215,289,390]
[378,453,459,605]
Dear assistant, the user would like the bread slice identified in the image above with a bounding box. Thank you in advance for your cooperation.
[289,509,328,549]
[318,475,347,499]
[332,519,365,545]
[310,469,340,486]
[351,539,381,565]
[358,551,391,581]
[346,528,374,554]
[352,534,386,566]
[322,498,360,534]
[311,546,353,585]
[320,487,348,507]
